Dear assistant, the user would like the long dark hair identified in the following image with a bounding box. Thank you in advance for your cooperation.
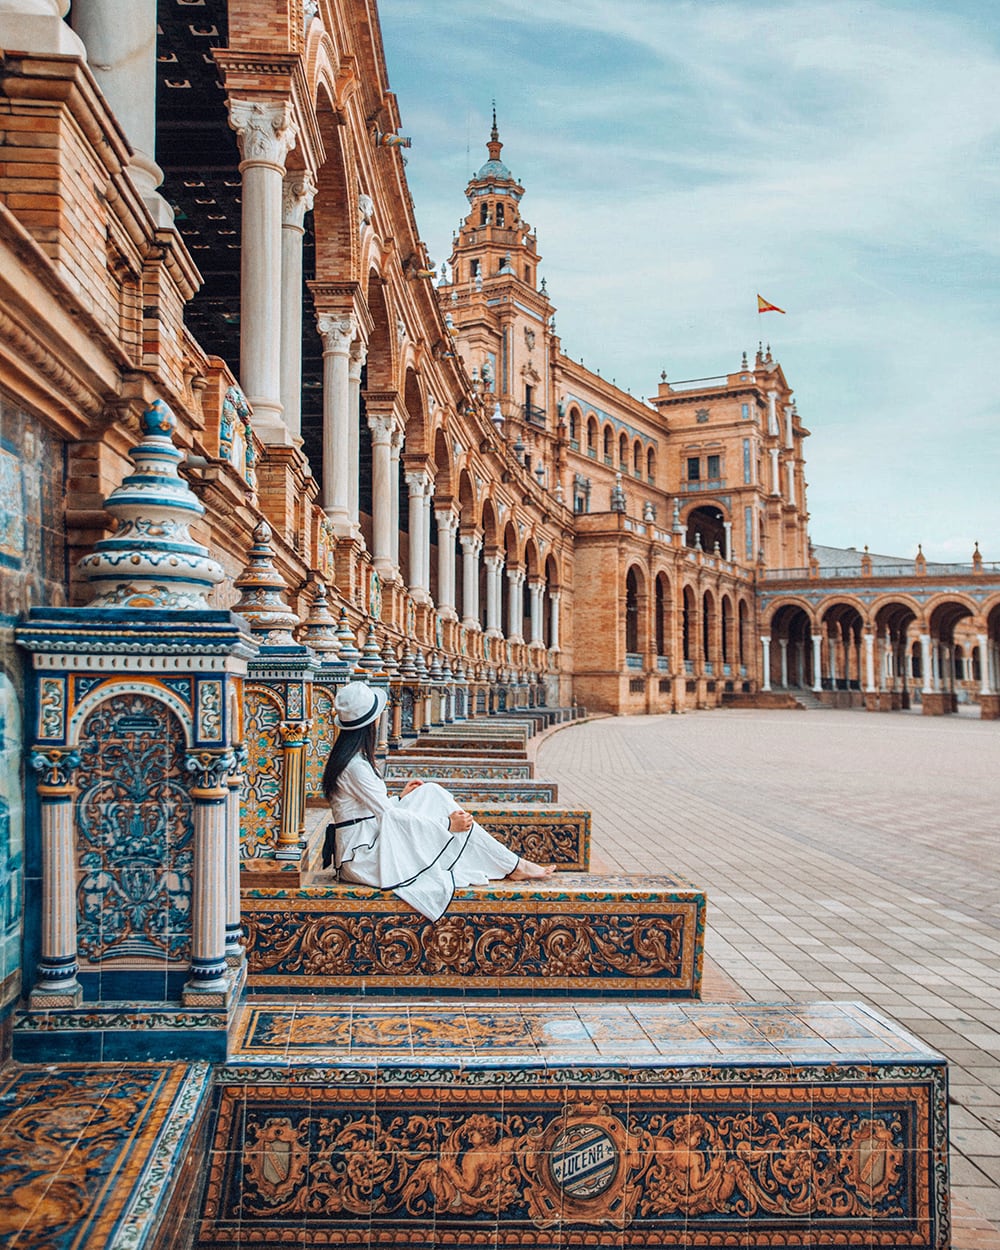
[322,721,379,803]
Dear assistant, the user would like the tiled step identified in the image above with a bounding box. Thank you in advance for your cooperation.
[385,755,534,779]
[395,738,527,756]
[242,873,704,998]
[197,999,949,1249]
[387,776,559,803]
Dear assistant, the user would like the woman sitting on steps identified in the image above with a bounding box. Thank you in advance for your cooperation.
[321,682,553,922]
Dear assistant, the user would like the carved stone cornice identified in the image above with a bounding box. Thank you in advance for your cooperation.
[0,304,105,424]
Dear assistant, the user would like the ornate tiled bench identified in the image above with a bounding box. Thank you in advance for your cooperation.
[242,873,704,998]
[196,999,949,1248]
[0,1061,212,1249]
[396,739,528,757]
[384,756,534,779]
[386,777,559,803]
[463,802,589,868]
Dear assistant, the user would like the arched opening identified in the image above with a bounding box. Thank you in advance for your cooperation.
[646,446,656,482]
[702,590,716,670]
[586,417,598,457]
[682,585,696,667]
[738,600,749,668]
[769,603,814,688]
[568,406,580,446]
[685,504,726,555]
[602,424,613,463]
[926,598,976,712]
[820,603,865,693]
[655,573,671,661]
[633,440,642,476]
[720,595,733,666]
[625,566,640,655]
[618,431,628,468]
[874,600,918,709]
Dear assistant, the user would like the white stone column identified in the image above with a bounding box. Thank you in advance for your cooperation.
[785,460,796,505]
[70,0,172,224]
[767,390,778,435]
[389,428,403,575]
[0,0,85,56]
[760,635,772,691]
[769,446,780,495]
[405,470,433,602]
[348,341,367,538]
[316,312,355,526]
[528,579,544,645]
[435,507,460,619]
[279,172,316,441]
[549,591,562,652]
[778,638,788,688]
[229,99,297,444]
[484,554,504,637]
[864,631,876,693]
[722,520,732,561]
[828,630,838,684]
[460,533,482,630]
[920,633,933,694]
[784,403,794,448]
[811,633,823,691]
[507,568,525,643]
[978,633,993,695]
[368,414,395,575]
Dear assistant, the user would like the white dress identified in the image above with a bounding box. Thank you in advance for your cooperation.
[325,755,519,921]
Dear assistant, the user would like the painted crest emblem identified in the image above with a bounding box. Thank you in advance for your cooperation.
[549,1122,618,1198]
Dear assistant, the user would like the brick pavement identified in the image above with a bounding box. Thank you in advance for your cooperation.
[537,707,1000,1239]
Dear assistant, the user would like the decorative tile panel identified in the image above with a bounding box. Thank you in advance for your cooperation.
[242,874,704,997]
[75,692,193,967]
[304,686,336,801]
[241,686,283,858]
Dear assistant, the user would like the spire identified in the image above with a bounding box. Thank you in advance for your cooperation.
[488,100,502,162]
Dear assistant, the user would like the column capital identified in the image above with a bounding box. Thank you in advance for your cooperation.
[349,338,368,381]
[185,749,237,794]
[507,567,526,587]
[404,469,434,496]
[460,532,483,556]
[367,413,395,443]
[434,505,460,533]
[317,312,356,353]
[484,553,505,572]
[30,747,80,791]
[229,98,297,169]
[282,170,318,229]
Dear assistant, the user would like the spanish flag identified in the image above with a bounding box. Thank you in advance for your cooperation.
[757,294,785,314]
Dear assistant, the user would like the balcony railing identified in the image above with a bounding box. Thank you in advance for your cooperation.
[522,403,547,428]
[680,478,725,493]
[761,561,1000,581]
[625,652,643,670]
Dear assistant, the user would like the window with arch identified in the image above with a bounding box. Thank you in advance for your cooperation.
[619,432,628,467]
[496,203,505,227]
[721,597,732,664]
[655,575,668,657]
[625,567,640,654]
[738,601,748,665]
[603,425,613,463]
[682,587,696,662]
[568,407,580,446]
[480,203,489,226]
[587,416,598,456]
[647,446,656,482]
[633,440,642,476]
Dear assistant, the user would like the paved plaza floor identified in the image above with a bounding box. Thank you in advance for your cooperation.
[538,707,1000,1239]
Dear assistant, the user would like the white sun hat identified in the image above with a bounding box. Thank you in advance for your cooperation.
[333,681,388,730]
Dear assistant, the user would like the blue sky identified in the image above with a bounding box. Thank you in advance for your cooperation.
[378,0,1000,562]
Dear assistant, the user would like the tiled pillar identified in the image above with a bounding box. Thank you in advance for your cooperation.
[348,342,367,537]
[549,591,561,652]
[760,635,772,692]
[460,533,482,630]
[811,634,823,692]
[277,722,308,861]
[280,173,317,440]
[484,554,504,637]
[317,313,355,527]
[28,748,82,1007]
[435,507,459,619]
[184,751,234,993]
[229,99,297,444]
[70,0,173,225]
[225,747,247,965]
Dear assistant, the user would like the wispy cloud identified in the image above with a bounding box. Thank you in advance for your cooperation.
[380,0,1000,560]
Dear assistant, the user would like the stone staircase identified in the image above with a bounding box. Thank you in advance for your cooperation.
[790,687,834,710]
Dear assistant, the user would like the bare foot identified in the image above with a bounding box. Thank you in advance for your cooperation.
[507,859,554,882]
